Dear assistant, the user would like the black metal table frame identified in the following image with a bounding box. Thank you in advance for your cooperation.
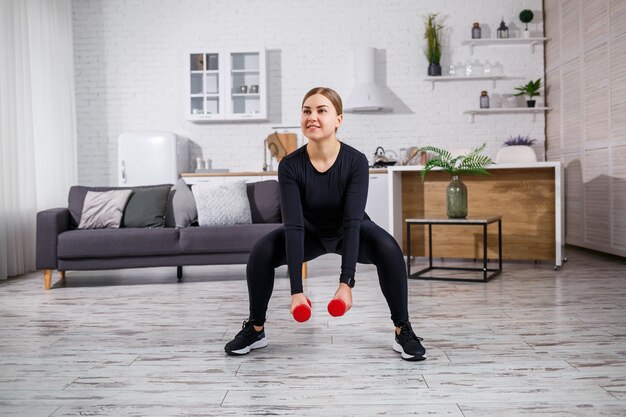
[406,217,502,282]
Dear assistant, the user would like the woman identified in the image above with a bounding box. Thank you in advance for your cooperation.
[224,87,426,361]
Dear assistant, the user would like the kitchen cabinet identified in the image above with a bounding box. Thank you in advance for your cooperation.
[187,49,267,122]
[387,163,565,268]
[365,172,390,232]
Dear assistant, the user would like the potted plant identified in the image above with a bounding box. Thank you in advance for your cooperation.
[496,135,538,163]
[514,78,542,107]
[519,9,534,38]
[420,143,493,218]
[424,13,443,76]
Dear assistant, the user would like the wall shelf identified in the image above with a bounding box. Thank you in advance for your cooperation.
[463,107,549,123]
[462,37,548,54]
[424,75,509,90]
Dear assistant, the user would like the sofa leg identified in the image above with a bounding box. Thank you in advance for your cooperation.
[177,266,183,279]
[59,271,66,281]
[43,269,52,290]
[302,262,307,280]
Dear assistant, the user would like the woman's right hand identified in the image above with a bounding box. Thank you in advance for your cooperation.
[290,293,309,314]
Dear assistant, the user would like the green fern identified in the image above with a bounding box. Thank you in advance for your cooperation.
[420,143,493,181]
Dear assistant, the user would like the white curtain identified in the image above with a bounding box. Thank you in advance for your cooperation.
[0,0,77,280]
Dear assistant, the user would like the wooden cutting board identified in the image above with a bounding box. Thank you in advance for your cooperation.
[266,132,298,161]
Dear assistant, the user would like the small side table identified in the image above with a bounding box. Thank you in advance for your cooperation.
[406,216,502,282]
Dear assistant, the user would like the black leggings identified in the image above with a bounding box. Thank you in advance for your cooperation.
[246,219,409,327]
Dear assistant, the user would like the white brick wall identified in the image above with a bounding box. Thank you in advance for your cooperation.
[73,0,545,185]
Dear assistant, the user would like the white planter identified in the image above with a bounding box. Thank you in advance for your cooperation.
[496,145,537,163]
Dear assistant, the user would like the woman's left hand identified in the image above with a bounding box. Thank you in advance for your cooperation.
[332,283,353,312]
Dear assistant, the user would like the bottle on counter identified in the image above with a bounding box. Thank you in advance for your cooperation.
[472,22,482,39]
[480,91,490,109]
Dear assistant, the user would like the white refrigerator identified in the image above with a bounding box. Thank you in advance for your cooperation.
[118,131,189,186]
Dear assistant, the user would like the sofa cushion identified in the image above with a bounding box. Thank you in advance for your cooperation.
[58,228,180,259]
[77,190,133,229]
[192,180,252,226]
[122,184,171,228]
[169,179,198,228]
[68,184,173,228]
[179,223,282,254]
[247,180,281,223]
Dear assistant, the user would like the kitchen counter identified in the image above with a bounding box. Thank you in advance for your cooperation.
[387,162,565,267]
[181,169,391,232]
[182,169,388,177]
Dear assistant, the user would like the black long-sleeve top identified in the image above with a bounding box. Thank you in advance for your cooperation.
[278,142,369,294]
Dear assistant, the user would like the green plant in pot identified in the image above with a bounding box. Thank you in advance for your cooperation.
[514,78,542,108]
[420,144,493,218]
[424,13,443,76]
[519,9,534,38]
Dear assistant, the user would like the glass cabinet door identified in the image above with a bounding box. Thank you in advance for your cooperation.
[230,52,261,117]
[189,53,220,118]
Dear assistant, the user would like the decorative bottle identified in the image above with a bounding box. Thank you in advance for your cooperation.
[480,91,490,109]
[472,22,481,39]
[446,176,468,218]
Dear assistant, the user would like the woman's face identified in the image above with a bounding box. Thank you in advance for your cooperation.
[301,94,343,141]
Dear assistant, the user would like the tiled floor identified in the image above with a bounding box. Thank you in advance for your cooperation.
[1,246,625,416]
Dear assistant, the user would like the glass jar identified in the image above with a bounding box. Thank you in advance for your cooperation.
[472,22,481,39]
[473,61,484,76]
[483,60,492,76]
[480,91,490,108]
[465,61,473,77]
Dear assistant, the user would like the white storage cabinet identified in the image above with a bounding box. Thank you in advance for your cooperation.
[187,49,267,122]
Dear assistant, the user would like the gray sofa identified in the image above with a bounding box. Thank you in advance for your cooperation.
[36,180,282,289]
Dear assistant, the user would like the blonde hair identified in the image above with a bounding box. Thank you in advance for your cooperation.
[301,87,343,115]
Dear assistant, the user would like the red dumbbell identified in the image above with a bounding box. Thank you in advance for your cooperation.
[327,298,347,317]
[292,298,312,322]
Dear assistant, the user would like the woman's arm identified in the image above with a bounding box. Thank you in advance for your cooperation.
[278,161,306,294]
[340,154,370,286]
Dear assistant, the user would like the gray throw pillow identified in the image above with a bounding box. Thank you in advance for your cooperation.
[247,180,281,223]
[77,190,133,229]
[170,179,198,228]
[122,184,172,228]
[192,180,252,227]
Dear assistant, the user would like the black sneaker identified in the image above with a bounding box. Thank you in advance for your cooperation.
[225,320,267,356]
[393,321,426,361]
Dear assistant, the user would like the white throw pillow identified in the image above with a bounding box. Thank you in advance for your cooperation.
[78,190,133,229]
[192,180,252,226]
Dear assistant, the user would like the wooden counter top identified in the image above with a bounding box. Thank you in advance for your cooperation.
[182,169,388,177]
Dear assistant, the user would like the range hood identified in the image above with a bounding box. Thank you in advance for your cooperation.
[344,47,392,113]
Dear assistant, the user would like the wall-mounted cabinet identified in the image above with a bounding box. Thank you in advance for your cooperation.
[187,49,267,122]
